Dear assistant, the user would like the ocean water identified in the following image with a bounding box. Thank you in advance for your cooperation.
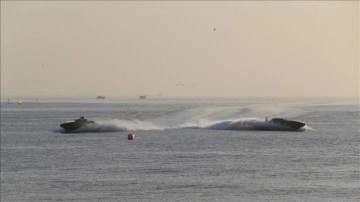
[1,97,359,202]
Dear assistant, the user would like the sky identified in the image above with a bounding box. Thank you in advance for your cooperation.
[1,1,359,98]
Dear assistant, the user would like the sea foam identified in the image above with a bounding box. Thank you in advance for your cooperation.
[55,117,308,133]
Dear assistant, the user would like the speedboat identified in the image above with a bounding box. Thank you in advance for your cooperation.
[268,118,305,130]
[60,117,95,132]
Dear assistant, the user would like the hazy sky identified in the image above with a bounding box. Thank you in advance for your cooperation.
[1,1,359,98]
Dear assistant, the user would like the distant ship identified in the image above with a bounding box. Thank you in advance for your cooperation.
[96,96,105,99]
[60,117,95,132]
[267,118,305,130]
[139,95,146,99]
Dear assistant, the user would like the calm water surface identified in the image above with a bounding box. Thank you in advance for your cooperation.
[1,98,359,201]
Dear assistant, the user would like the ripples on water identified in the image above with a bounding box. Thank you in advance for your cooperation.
[1,98,359,201]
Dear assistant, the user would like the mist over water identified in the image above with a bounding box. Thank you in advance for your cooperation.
[55,104,311,133]
[56,118,310,133]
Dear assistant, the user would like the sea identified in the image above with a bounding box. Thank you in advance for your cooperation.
[1,97,359,202]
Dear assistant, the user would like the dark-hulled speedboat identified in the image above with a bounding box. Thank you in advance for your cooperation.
[60,117,95,132]
[268,118,305,130]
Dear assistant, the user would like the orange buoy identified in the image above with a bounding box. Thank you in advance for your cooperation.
[128,133,135,140]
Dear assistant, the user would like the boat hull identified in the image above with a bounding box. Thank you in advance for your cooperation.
[269,118,305,130]
[60,117,95,132]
